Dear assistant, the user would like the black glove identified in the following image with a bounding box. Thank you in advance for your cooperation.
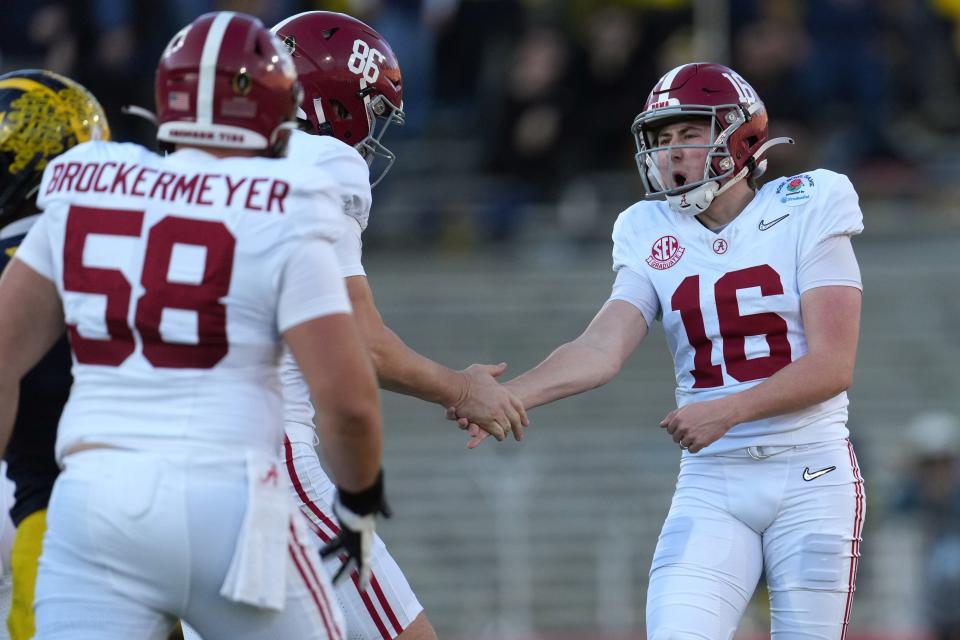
[319,469,391,588]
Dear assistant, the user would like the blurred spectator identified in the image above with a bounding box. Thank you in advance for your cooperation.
[894,411,960,640]
[483,24,576,241]
[795,0,900,170]
[359,0,458,134]
[566,6,650,171]
[730,0,812,176]
[433,0,523,121]
[0,2,79,76]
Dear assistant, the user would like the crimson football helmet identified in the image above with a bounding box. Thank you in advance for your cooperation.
[156,12,302,156]
[271,12,405,186]
[632,62,792,214]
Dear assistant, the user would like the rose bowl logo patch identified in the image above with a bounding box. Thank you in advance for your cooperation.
[775,174,815,206]
[646,235,685,270]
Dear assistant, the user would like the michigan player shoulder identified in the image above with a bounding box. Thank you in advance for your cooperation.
[285,129,372,231]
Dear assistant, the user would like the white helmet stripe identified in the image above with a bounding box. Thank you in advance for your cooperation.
[270,11,320,34]
[655,63,690,103]
[197,12,236,125]
[312,97,326,124]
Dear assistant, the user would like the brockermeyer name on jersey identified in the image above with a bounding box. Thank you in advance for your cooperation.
[43,160,290,214]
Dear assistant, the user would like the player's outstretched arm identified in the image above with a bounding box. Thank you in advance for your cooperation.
[0,260,65,454]
[459,300,649,448]
[661,285,861,453]
[345,275,526,441]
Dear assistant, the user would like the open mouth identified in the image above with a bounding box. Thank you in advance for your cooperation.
[673,173,687,187]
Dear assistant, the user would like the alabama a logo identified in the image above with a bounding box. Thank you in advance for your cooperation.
[775,174,816,206]
[646,235,685,270]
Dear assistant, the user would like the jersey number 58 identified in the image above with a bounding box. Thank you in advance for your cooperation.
[63,205,235,369]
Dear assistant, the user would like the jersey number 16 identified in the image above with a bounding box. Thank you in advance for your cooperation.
[671,264,792,388]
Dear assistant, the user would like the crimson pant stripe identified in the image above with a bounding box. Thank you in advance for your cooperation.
[289,538,340,640]
[841,439,865,639]
[284,436,341,534]
[291,522,342,640]
[284,435,401,639]
[369,575,404,635]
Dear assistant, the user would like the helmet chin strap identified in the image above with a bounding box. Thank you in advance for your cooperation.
[665,136,794,215]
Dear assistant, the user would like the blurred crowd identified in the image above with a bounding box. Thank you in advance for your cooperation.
[3,0,960,244]
[895,412,960,640]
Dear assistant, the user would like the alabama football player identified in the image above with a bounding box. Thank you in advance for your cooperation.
[0,13,386,639]
[269,13,526,640]
[460,62,865,638]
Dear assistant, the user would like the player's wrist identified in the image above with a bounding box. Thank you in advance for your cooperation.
[720,395,746,429]
[337,468,387,516]
[448,369,471,409]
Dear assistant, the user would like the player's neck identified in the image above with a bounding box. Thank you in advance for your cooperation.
[695,181,756,231]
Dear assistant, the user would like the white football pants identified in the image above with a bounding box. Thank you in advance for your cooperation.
[182,438,422,640]
[647,438,864,640]
[284,437,423,639]
[34,448,343,640]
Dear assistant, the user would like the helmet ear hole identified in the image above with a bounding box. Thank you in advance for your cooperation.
[329,99,352,121]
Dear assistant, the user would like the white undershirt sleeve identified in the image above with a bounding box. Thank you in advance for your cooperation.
[277,238,353,333]
[331,214,365,278]
[797,234,862,293]
[608,266,660,327]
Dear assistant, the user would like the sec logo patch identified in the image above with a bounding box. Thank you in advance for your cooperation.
[646,235,685,270]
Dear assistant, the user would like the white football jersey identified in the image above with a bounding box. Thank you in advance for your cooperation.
[286,129,370,276]
[611,169,864,454]
[16,141,350,462]
[282,130,372,444]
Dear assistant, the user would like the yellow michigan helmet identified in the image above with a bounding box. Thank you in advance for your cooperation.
[0,69,110,223]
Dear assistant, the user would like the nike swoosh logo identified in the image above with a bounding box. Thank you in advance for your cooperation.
[802,466,837,481]
[758,214,790,231]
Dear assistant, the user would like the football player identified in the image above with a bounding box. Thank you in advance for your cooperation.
[459,63,865,638]
[0,12,386,639]
[243,13,523,640]
[0,69,109,640]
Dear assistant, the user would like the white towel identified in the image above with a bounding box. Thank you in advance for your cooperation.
[220,452,293,610]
